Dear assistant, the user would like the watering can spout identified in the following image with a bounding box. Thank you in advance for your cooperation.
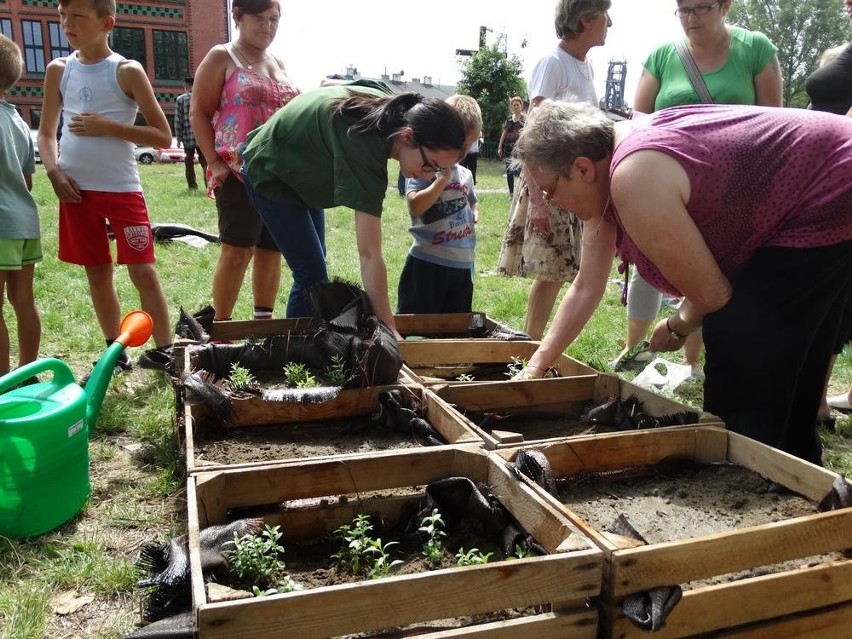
[85,311,154,426]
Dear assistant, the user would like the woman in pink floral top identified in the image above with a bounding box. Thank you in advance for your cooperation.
[191,0,300,322]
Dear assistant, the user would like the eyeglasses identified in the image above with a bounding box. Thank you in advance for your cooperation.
[674,1,721,17]
[418,145,446,176]
[540,174,563,203]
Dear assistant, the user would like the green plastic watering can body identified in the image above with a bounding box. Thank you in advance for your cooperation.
[0,344,128,538]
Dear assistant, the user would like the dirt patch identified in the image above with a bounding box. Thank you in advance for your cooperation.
[194,415,440,464]
[464,411,613,442]
[555,461,842,588]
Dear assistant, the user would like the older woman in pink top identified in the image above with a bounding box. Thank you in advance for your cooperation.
[191,0,300,322]
[512,100,852,465]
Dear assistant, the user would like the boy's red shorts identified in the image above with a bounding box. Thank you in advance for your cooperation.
[59,190,156,265]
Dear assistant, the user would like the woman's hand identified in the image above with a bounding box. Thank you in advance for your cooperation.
[649,318,687,352]
[207,157,232,190]
[512,365,545,380]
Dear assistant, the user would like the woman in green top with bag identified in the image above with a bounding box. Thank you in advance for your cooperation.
[612,0,782,376]
[241,80,466,337]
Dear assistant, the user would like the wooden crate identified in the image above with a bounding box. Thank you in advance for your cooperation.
[198,312,522,342]
[492,426,852,638]
[189,446,603,638]
[181,382,484,474]
[398,339,596,385]
[434,374,718,449]
[715,600,852,638]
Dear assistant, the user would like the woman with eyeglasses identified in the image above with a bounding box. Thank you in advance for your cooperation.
[241,82,466,336]
[497,0,612,341]
[191,0,300,324]
[513,99,852,465]
[612,0,782,376]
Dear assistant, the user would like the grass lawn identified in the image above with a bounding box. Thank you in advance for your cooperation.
[0,158,850,638]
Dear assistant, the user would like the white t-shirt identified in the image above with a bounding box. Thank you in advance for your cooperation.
[528,45,598,105]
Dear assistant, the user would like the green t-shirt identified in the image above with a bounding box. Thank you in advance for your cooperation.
[243,80,394,217]
[644,26,777,110]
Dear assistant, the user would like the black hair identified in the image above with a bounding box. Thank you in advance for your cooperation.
[232,0,278,16]
[331,91,466,151]
[184,76,194,85]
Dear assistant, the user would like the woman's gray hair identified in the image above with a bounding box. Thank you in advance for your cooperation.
[555,0,611,39]
[513,100,614,175]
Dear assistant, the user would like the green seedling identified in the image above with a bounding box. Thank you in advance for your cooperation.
[456,373,475,382]
[506,356,528,378]
[223,524,289,590]
[251,575,299,597]
[282,361,319,388]
[323,354,349,385]
[228,362,257,391]
[332,514,402,578]
[418,508,446,564]
[455,547,493,566]
[509,543,534,560]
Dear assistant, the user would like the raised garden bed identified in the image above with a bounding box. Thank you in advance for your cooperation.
[397,339,596,385]
[188,446,602,638]
[183,384,483,474]
[434,374,717,449]
[493,426,852,638]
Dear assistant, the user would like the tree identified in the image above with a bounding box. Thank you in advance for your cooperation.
[728,0,849,106]
[456,41,527,145]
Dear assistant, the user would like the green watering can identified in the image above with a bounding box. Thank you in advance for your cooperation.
[0,311,153,538]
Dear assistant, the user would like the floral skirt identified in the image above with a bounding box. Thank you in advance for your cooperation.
[496,172,583,282]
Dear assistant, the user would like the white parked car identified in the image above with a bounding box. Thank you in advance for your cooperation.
[134,145,156,164]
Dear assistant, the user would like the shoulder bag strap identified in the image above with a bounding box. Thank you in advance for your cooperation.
[673,40,714,104]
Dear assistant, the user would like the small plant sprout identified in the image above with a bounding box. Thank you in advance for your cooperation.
[223,524,291,591]
[455,547,493,567]
[323,354,349,385]
[332,514,402,579]
[456,373,475,382]
[418,508,446,564]
[228,363,257,391]
[506,356,528,378]
[510,543,534,560]
[282,361,319,388]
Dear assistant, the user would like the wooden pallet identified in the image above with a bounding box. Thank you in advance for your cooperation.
[434,373,719,449]
[492,426,852,638]
[189,446,603,638]
[397,339,596,385]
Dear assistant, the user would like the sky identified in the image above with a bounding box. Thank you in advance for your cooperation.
[262,1,685,106]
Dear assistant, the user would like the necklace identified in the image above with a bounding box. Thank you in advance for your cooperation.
[594,195,611,235]
[233,43,269,70]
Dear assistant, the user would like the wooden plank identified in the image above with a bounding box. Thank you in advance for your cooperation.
[199,447,489,512]
[727,432,839,502]
[422,389,485,445]
[609,508,852,595]
[208,313,486,341]
[186,475,207,612]
[606,560,852,638]
[715,601,852,638]
[492,429,524,444]
[486,456,597,554]
[436,376,599,412]
[408,609,598,638]
[198,551,601,639]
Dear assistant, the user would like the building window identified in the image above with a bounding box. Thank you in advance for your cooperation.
[22,20,45,76]
[112,27,146,71]
[152,30,187,82]
[0,19,12,40]
[48,22,71,60]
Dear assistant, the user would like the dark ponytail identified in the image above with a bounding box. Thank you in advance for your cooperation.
[332,91,466,152]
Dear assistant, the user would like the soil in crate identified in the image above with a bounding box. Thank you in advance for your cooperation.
[412,362,535,382]
[556,460,842,587]
[466,410,611,441]
[195,414,439,464]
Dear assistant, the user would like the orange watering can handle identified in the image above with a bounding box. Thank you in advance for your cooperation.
[115,310,154,348]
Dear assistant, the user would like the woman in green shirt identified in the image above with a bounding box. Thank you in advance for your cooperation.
[613,0,782,376]
[242,81,466,336]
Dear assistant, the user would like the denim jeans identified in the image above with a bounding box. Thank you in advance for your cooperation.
[242,169,326,317]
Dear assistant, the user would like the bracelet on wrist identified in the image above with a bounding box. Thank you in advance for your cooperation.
[666,317,688,340]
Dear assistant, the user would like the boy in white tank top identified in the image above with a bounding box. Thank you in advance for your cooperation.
[37,0,174,376]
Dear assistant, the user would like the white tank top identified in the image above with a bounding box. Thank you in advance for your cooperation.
[58,52,141,192]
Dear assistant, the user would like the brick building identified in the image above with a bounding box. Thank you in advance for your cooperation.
[0,0,228,129]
